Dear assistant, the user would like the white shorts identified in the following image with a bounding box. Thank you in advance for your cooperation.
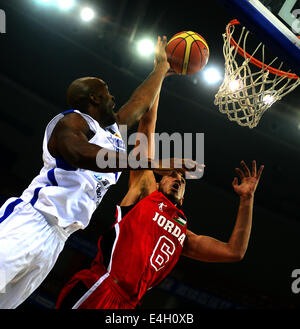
[0,197,69,309]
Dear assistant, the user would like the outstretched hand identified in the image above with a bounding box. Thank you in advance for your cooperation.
[153,158,205,179]
[232,160,264,198]
[154,36,170,71]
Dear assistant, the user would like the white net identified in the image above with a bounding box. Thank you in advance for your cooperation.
[214,20,300,129]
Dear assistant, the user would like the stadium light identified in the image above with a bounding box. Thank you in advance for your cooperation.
[80,7,95,22]
[137,39,155,57]
[203,67,222,84]
[57,0,74,10]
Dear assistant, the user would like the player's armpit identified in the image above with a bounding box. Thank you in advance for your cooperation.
[181,229,244,263]
[121,170,157,206]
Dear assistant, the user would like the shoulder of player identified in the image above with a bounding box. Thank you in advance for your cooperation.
[55,112,90,135]
[59,112,89,128]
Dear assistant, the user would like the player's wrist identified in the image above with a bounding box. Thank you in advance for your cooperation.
[239,193,254,202]
[154,61,170,73]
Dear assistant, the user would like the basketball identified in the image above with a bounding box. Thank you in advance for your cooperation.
[166,31,209,75]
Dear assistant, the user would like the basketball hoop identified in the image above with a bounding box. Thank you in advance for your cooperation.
[214,19,300,128]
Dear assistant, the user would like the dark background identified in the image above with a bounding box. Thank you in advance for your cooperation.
[0,0,300,310]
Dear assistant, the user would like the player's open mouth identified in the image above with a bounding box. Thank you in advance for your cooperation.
[171,182,180,192]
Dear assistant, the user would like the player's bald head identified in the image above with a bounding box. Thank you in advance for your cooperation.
[66,77,106,112]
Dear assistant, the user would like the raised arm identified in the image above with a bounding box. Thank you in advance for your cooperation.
[115,36,169,129]
[120,93,160,206]
[182,160,264,262]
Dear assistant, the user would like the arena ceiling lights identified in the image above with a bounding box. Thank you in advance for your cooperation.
[35,0,95,23]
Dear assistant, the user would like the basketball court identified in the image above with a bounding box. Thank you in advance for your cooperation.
[0,0,300,312]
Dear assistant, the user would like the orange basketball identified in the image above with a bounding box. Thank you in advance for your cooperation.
[166,31,209,75]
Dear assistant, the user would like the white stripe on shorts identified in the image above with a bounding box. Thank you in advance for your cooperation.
[72,205,123,309]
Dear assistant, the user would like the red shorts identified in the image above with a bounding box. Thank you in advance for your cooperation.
[56,270,136,309]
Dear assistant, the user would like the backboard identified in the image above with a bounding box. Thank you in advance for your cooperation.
[215,0,300,76]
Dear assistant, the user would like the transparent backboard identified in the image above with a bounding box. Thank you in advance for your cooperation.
[215,0,300,75]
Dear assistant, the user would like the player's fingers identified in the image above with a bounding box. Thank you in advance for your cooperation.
[232,177,238,186]
[235,167,245,179]
[240,160,250,177]
[251,160,257,176]
[182,161,204,179]
[155,36,161,49]
[256,165,264,180]
[183,159,197,171]
[185,172,201,179]
[162,35,167,46]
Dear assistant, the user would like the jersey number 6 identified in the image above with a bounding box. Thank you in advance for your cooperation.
[150,236,175,271]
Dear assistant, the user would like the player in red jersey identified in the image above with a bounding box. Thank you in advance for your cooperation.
[56,88,264,309]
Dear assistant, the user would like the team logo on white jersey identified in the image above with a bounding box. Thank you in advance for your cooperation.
[158,202,167,212]
[94,174,110,187]
[107,135,126,152]
[95,183,102,207]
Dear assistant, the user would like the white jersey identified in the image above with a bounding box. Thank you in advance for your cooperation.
[20,109,125,231]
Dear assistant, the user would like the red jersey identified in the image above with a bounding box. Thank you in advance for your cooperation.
[56,190,187,309]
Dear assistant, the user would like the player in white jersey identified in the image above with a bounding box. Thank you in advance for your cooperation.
[0,36,195,309]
